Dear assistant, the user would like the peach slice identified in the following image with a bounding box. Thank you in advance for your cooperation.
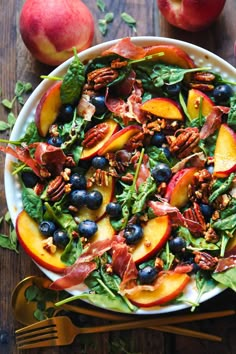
[127,271,190,307]
[80,119,119,160]
[35,81,62,137]
[214,124,236,178]
[98,125,141,155]
[187,89,214,120]
[165,168,198,208]
[141,98,184,120]
[16,210,66,273]
[132,216,171,264]
[75,167,115,222]
[144,45,195,69]
[92,216,115,242]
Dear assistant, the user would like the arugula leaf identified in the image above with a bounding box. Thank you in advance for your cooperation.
[132,177,156,214]
[61,238,83,266]
[60,50,85,105]
[227,94,236,128]
[191,271,217,311]
[209,173,235,203]
[44,202,77,234]
[178,227,219,251]
[146,145,172,169]
[212,267,236,291]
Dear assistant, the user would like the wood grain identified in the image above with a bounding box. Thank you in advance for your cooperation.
[0,1,235,353]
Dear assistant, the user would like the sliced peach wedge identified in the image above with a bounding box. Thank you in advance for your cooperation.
[98,125,141,155]
[35,81,62,137]
[187,88,214,120]
[81,119,119,160]
[214,123,236,178]
[144,45,195,69]
[127,271,190,307]
[91,216,115,242]
[132,216,171,264]
[141,97,184,120]
[165,168,198,209]
[16,210,66,273]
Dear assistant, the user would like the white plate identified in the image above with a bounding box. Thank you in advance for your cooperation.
[5,37,236,315]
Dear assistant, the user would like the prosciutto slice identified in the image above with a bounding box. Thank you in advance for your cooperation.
[200,106,230,139]
[102,37,147,60]
[50,238,115,290]
[148,200,204,234]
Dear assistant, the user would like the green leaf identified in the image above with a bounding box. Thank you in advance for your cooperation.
[60,51,85,105]
[0,233,18,252]
[22,187,43,222]
[191,271,217,311]
[121,12,137,32]
[7,112,16,128]
[61,238,83,266]
[104,12,114,23]
[178,227,219,251]
[212,267,236,291]
[25,284,41,301]
[1,98,13,109]
[96,0,106,12]
[0,121,10,131]
[98,19,108,35]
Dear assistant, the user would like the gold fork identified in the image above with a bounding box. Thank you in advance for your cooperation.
[15,314,226,349]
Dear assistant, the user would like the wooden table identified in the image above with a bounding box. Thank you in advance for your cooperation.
[0,1,235,353]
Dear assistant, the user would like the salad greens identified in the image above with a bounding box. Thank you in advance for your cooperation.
[2,39,236,314]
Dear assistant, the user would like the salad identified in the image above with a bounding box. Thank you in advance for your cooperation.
[2,38,236,313]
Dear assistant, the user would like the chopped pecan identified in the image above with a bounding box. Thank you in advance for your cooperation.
[192,72,216,82]
[61,168,71,181]
[82,122,109,148]
[194,251,218,270]
[188,169,213,203]
[183,202,207,233]
[189,83,214,92]
[169,127,200,158]
[155,257,164,272]
[111,58,128,69]
[87,169,110,187]
[33,182,45,196]
[87,67,119,90]
[47,175,65,202]
[142,119,166,135]
[42,237,57,254]
[204,227,219,243]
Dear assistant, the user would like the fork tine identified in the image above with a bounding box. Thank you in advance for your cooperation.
[16,331,58,345]
[15,317,56,335]
[16,326,56,341]
[17,338,59,350]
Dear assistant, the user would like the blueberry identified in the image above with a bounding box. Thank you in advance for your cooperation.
[151,163,172,183]
[106,202,122,218]
[150,132,166,147]
[47,136,63,147]
[138,266,158,284]
[39,220,57,236]
[70,173,87,190]
[200,203,213,222]
[69,190,87,207]
[165,83,181,96]
[159,147,171,160]
[85,190,103,210]
[169,237,186,254]
[90,95,107,115]
[213,84,233,105]
[58,104,74,122]
[21,171,39,188]
[53,230,70,249]
[78,220,98,238]
[124,224,143,245]
[91,156,108,169]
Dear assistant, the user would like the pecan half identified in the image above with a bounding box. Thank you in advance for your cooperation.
[87,67,119,90]
[47,175,65,202]
[194,251,218,270]
[82,122,109,148]
[169,127,200,158]
[87,169,110,187]
[183,202,206,233]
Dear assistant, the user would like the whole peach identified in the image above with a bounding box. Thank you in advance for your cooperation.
[157,0,226,32]
[19,0,94,66]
